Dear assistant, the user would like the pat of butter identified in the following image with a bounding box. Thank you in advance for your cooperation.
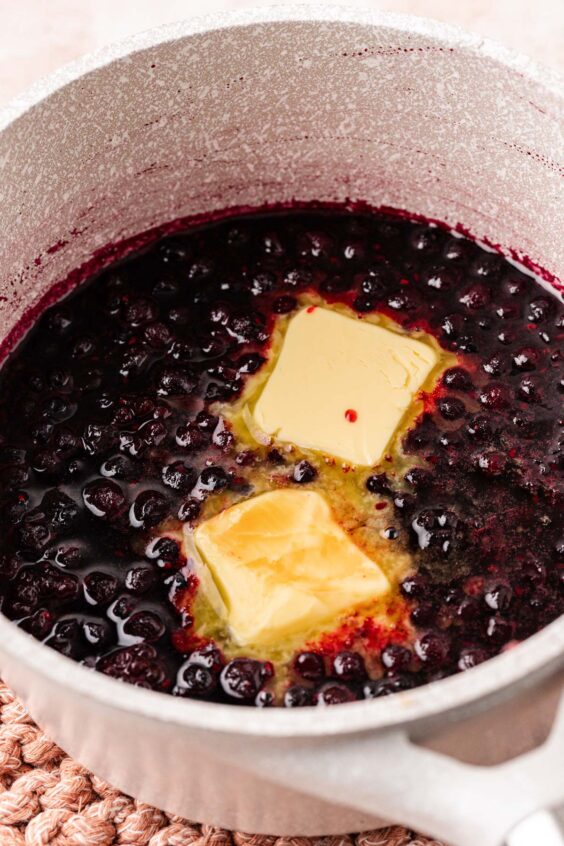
[253,307,438,466]
[192,489,389,648]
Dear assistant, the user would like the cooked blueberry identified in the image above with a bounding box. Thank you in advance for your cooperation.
[315,683,356,706]
[220,659,272,701]
[83,479,126,519]
[197,466,229,494]
[177,497,201,522]
[400,574,426,599]
[125,565,157,595]
[41,490,80,531]
[292,460,317,484]
[479,384,510,410]
[176,663,217,697]
[414,632,450,667]
[527,297,553,323]
[381,644,412,673]
[442,367,472,392]
[146,536,180,567]
[332,651,366,680]
[123,610,165,641]
[175,423,207,451]
[186,644,224,672]
[437,397,465,420]
[84,572,118,606]
[162,461,196,493]
[98,644,166,689]
[458,647,488,671]
[157,368,198,397]
[294,651,325,681]
[366,473,390,494]
[272,295,297,314]
[363,676,415,697]
[130,490,169,528]
[284,685,313,707]
[484,582,512,612]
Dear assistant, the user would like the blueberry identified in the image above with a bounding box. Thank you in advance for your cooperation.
[437,397,465,420]
[381,644,412,673]
[400,574,426,599]
[292,460,317,484]
[162,461,196,493]
[284,685,313,707]
[414,632,450,667]
[130,490,169,528]
[366,473,390,494]
[442,367,473,392]
[123,610,165,642]
[84,572,118,606]
[157,368,198,397]
[237,353,265,375]
[220,659,272,701]
[41,490,80,531]
[332,651,366,681]
[479,384,510,411]
[315,683,356,706]
[272,296,297,314]
[197,466,229,494]
[176,663,217,697]
[178,497,201,522]
[83,479,126,519]
[98,644,166,690]
[458,647,488,671]
[125,565,157,595]
[363,675,415,698]
[175,423,207,451]
[186,644,224,673]
[484,582,512,612]
[294,651,324,681]
[527,297,553,323]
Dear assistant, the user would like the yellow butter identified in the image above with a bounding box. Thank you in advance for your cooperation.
[253,306,438,466]
[192,489,389,648]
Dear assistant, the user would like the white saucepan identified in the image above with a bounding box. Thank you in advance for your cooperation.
[0,8,562,846]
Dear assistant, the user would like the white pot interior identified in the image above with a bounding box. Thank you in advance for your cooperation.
[0,8,562,358]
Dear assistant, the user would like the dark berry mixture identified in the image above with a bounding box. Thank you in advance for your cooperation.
[0,209,562,706]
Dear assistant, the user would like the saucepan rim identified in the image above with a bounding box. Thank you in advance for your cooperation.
[0,4,562,739]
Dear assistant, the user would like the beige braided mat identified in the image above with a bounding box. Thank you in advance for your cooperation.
[0,682,445,846]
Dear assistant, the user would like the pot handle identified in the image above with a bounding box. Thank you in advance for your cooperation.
[216,693,564,846]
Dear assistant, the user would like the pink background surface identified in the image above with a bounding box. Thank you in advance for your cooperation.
[1,0,563,109]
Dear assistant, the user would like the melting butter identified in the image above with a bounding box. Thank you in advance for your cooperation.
[191,489,390,650]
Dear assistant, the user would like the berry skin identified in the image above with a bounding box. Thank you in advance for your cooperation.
[162,461,196,493]
[176,663,217,697]
[414,632,450,667]
[381,644,412,673]
[332,651,366,681]
[442,367,473,392]
[315,683,356,706]
[363,676,415,698]
[292,461,317,484]
[294,652,325,681]
[130,490,169,528]
[284,685,313,707]
[197,466,229,494]
[82,480,126,519]
[84,572,118,606]
[220,659,273,701]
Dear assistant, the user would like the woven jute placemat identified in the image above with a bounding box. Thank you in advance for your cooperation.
[0,682,444,846]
